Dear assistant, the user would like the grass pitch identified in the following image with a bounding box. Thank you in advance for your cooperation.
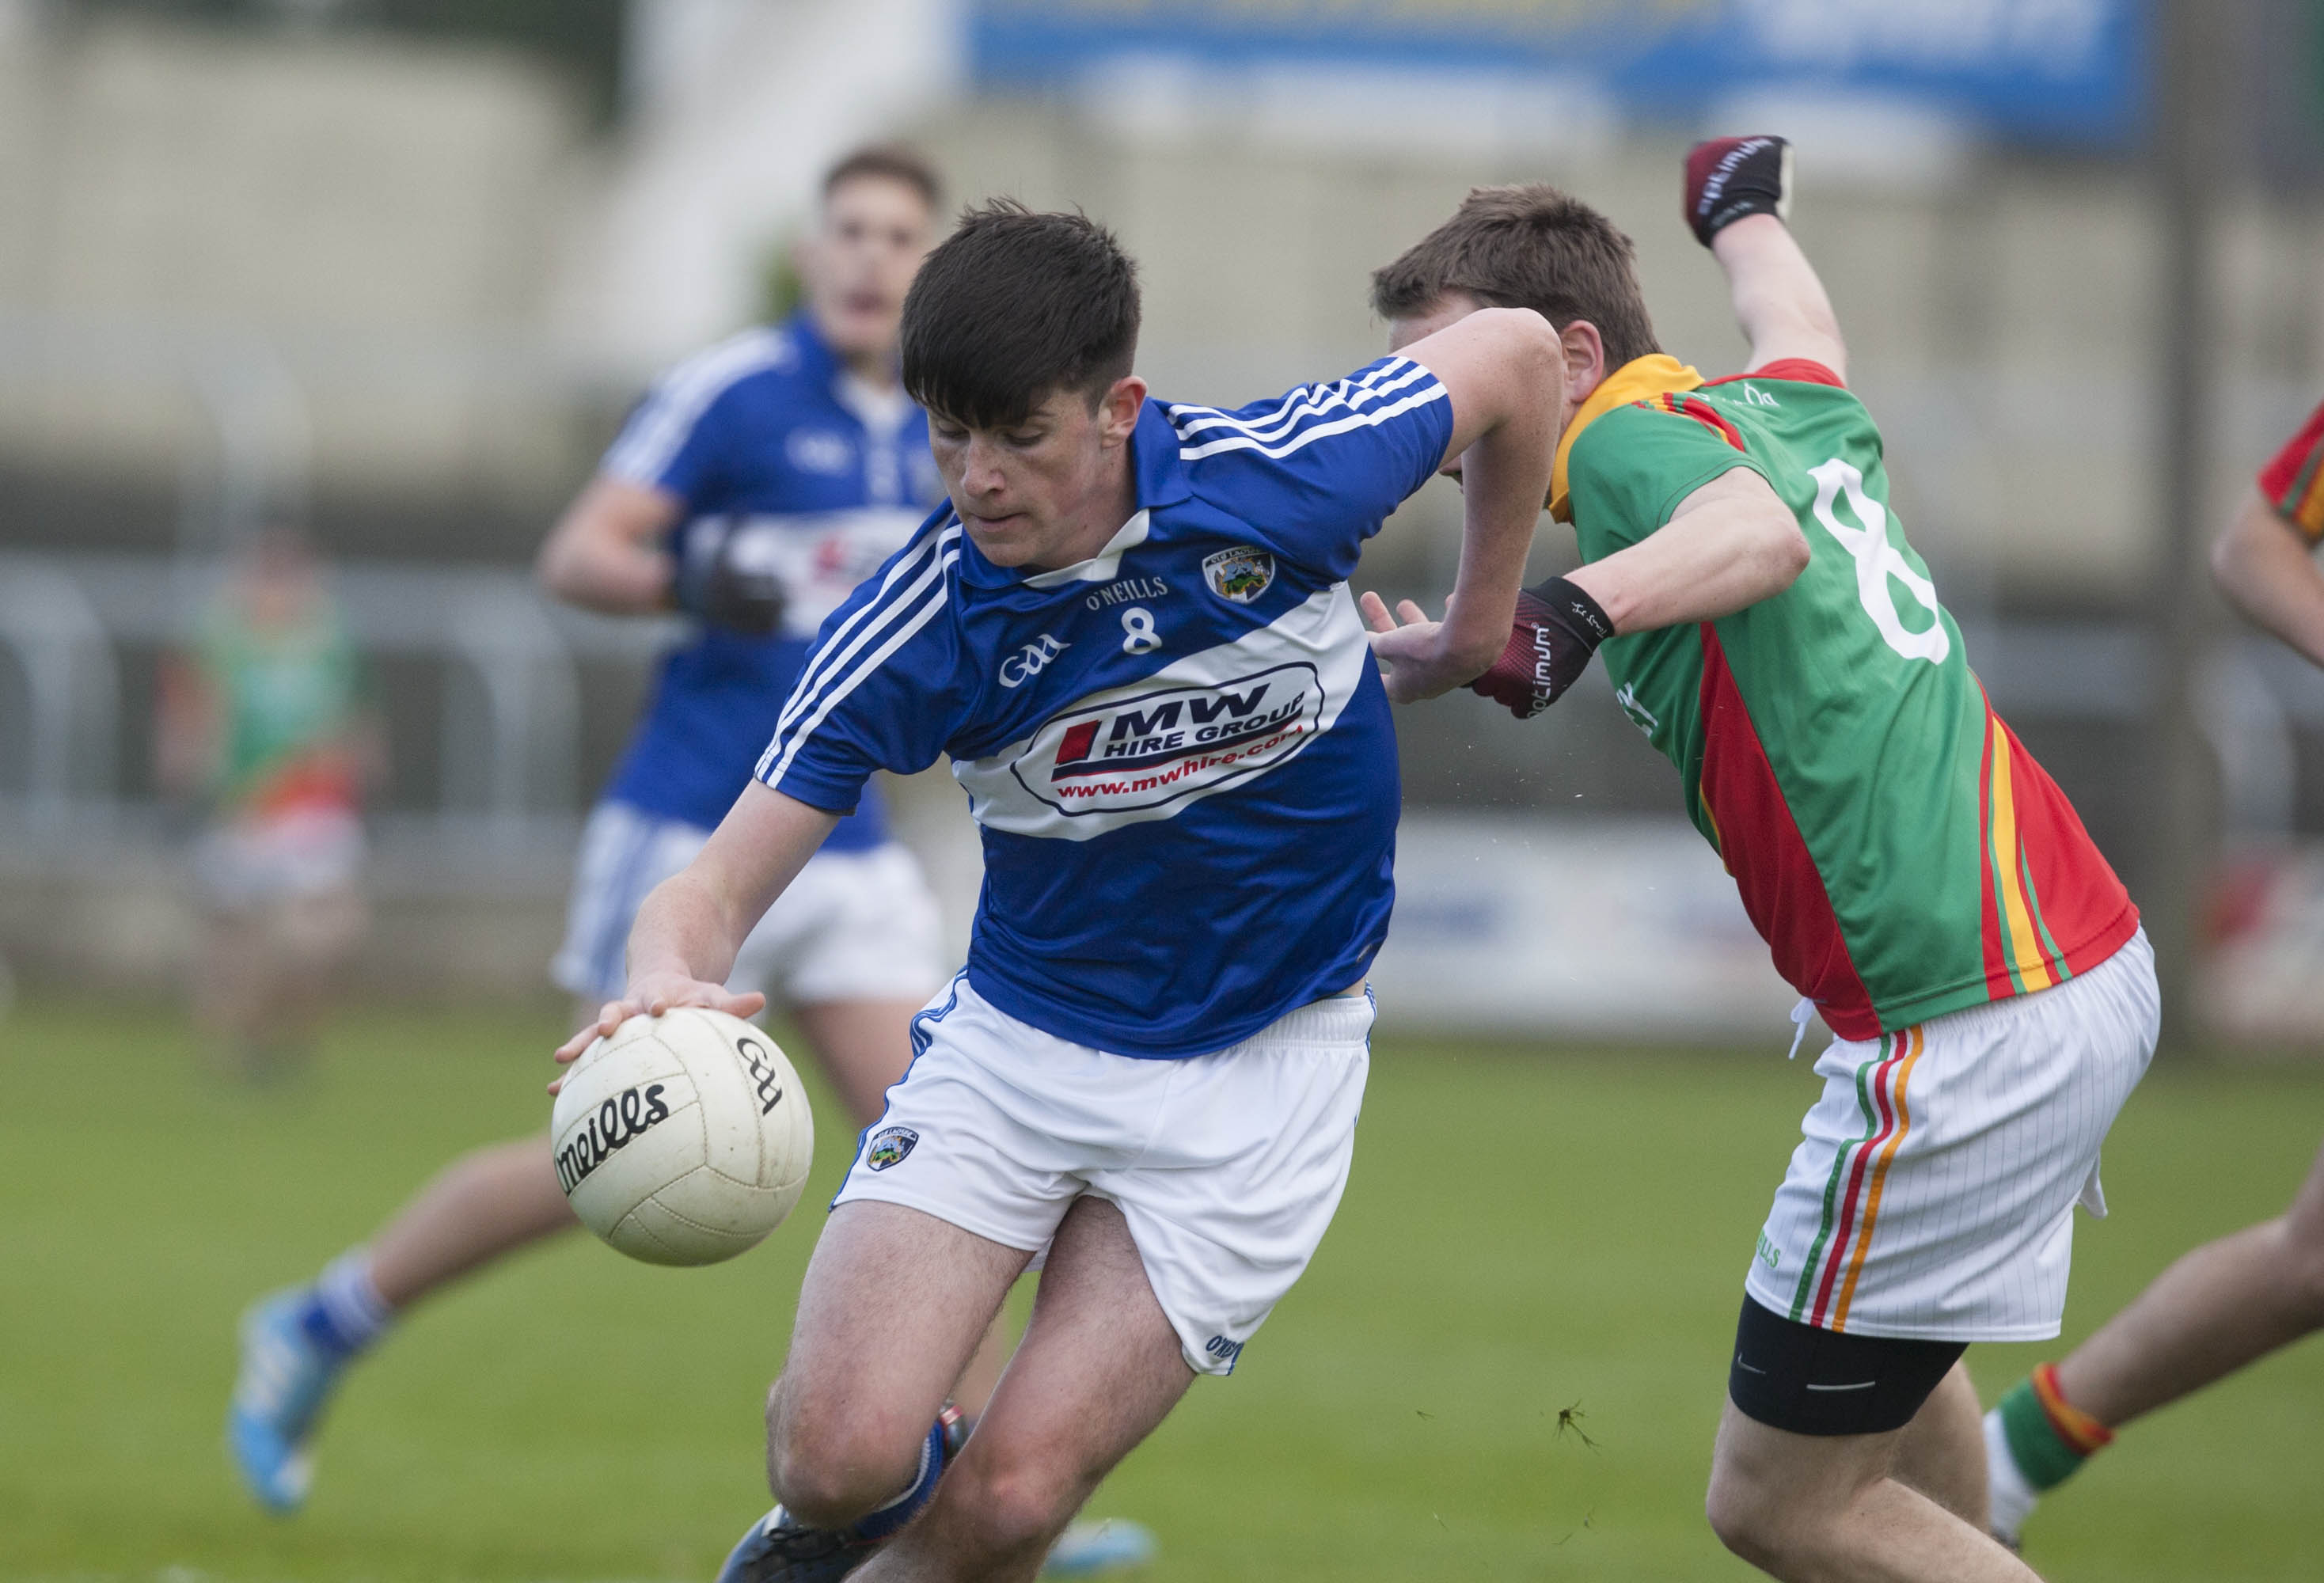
[3,998,2322,1581]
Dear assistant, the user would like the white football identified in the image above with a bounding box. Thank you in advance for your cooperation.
[549,1007,815,1266]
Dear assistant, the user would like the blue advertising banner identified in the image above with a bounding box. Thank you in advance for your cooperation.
[970,0,2151,146]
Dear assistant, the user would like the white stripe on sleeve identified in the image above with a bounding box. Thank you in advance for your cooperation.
[1166,359,1430,446]
[769,520,962,747]
[1177,382,1449,462]
[602,328,794,487]
[758,549,962,788]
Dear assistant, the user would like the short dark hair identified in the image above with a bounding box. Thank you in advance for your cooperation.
[1372,184,1661,369]
[822,144,943,212]
[902,199,1141,429]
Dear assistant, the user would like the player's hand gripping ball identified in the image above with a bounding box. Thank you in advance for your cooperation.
[549,1008,815,1266]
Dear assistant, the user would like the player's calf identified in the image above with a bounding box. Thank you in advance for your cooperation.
[897,1433,1096,1580]
[2278,1203,2324,1326]
[1986,1205,2324,1544]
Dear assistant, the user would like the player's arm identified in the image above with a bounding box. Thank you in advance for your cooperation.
[153,652,220,802]
[2212,488,2324,668]
[1440,465,1809,721]
[1362,306,1566,701]
[1715,217,1846,380]
[1684,137,1847,382]
[551,784,837,1075]
[1566,468,1809,633]
[539,474,789,633]
[535,476,682,614]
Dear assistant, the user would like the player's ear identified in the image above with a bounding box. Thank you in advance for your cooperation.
[1096,374,1147,447]
[1559,321,1608,405]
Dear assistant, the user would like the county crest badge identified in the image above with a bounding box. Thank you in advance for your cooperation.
[865,1126,919,1171]
[1202,545,1275,604]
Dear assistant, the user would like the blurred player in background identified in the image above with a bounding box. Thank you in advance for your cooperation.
[158,526,378,1078]
[223,144,1062,1543]
[1982,396,2324,1547]
[1365,139,2156,1582]
[558,199,1564,1583]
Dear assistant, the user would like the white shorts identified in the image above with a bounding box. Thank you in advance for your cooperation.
[1749,929,2159,1342]
[196,807,366,911]
[834,975,1373,1376]
[551,799,945,1008]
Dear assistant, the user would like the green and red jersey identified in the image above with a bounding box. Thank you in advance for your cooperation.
[196,600,366,820]
[1556,355,2139,1039]
[2259,395,2324,541]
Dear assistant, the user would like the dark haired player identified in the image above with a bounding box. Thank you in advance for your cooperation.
[1365,141,2156,1581]
[226,145,998,1509]
[553,199,1567,1581]
[1984,395,2324,1545]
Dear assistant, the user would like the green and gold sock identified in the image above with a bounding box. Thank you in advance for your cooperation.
[1997,1361,2115,1492]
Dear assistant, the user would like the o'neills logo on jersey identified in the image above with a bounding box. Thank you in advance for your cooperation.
[1009,661,1324,817]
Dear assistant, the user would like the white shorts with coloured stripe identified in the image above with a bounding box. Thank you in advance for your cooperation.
[1748,929,2159,1342]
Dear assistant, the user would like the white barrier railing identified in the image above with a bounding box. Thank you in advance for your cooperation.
[0,551,677,885]
[9,549,2324,890]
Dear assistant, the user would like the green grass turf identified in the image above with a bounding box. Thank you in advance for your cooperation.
[3,999,2322,1581]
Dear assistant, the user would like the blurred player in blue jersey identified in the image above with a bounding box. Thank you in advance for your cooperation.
[550,201,1566,1581]
[227,147,1050,1537]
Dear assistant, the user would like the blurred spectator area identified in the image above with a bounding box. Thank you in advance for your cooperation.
[3,0,2324,1011]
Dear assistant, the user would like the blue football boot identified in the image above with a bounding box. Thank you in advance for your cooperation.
[715,1407,965,1582]
[1042,1517,1159,1576]
[226,1289,348,1513]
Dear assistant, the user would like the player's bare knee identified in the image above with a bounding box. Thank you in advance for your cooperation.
[763,1387,921,1525]
[765,1436,906,1529]
[1704,1460,1783,1567]
[1705,1453,1826,1576]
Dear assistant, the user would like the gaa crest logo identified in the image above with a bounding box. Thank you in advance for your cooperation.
[735,1035,785,1116]
[1202,545,1274,604]
[865,1126,919,1171]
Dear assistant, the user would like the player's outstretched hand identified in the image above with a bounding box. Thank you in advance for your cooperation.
[1361,590,1479,704]
[549,976,768,1092]
[1684,135,1791,248]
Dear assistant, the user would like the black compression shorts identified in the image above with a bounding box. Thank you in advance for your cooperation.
[1727,1296,1965,1437]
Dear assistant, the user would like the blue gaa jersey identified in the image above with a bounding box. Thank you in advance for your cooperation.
[757,356,1454,1057]
[598,310,944,845]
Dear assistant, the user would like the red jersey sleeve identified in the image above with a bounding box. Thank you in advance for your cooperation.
[1703,359,1846,389]
[2258,397,2324,543]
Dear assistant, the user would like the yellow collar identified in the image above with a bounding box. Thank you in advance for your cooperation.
[1551,354,1704,522]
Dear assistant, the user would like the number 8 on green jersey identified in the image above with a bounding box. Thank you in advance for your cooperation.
[1560,355,2140,1039]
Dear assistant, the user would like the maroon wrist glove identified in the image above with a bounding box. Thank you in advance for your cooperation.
[1684,135,1792,248]
[1467,575,1614,720]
